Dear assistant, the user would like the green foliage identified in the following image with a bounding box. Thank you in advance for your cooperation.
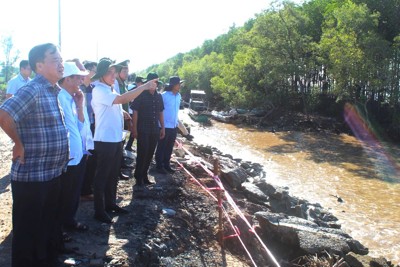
[1,35,20,83]
[319,0,391,99]
[143,0,400,140]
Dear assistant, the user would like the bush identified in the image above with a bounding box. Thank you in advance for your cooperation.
[0,83,6,103]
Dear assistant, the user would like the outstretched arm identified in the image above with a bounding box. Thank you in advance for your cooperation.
[113,79,158,105]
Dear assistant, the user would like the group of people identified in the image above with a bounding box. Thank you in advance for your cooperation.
[0,43,188,267]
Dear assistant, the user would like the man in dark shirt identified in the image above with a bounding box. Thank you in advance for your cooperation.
[131,72,165,186]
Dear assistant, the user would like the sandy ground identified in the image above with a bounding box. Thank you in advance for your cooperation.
[0,129,13,263]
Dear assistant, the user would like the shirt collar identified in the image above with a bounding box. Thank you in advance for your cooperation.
[59,88,73,100]
[34,74,60,93]
[17,73,29,82]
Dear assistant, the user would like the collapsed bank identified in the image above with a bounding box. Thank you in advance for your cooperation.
[184,140,398,267]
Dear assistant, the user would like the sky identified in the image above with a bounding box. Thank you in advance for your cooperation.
[0,0,303,72]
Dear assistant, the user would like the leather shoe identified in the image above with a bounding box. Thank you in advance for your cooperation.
[156,167,167,174]
[143,179,156,185]
[94,212,113,224]
[119,171,130,180]
[164,167,176,174]
[184,134,194,141]
[106,205,129,215]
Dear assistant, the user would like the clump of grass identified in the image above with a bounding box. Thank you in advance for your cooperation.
[291,251,342,267]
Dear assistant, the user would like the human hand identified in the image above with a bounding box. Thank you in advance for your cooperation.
[73,90,84,109]
[123,110,131,121]
[143,79,158,92]
[132,129,138,138]
[160,128,165,139]
[12,142,25,164]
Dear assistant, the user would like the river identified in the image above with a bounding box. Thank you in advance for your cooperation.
[182,112,400,264]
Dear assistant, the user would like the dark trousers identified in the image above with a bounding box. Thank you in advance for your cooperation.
[81,150,96,196]
[134,131,159,184]
[60,157,86,227]
[93,141,123,215]
[155,127,177,169]
[81,124,96,196]
[11,176,61,267]
[125,133,135,150]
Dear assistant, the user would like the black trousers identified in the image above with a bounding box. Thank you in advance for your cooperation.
[82,123,96,196]
[11,176,61,267]
[60,157,86,227]
[155,127,177,169]
[125,133,135,150]
[81,150,96,196]
[134,131,159,184]
[93,141,123,215]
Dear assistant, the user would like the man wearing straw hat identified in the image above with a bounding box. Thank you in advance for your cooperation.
[90,58,157,223]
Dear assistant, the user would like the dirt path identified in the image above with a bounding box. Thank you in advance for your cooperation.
[0,129,249,267]
[0,129,12,265]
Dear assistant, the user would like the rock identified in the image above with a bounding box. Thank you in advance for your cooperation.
[174,147,186,158]
[123,149,136,159]
[322,212,339,222]
[337,259,351,267]
[245,177,255,183]
[370,257,391,267]
[198,145,213,155]
[162,208,176,216]
[233,158,242,163]
[271,187,289,200]
[254,180,276,191]
[222,153,233,159]
[220,166,249,188]
[289,204,306,219]
[255,211,351,255]
[89,258,104,266]
[345,252,373,267]
[240,162,251,169]
[241,182,269,203]
[346,239,369,255]
[246,168,259,177]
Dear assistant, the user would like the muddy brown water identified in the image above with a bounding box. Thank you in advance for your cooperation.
[186,117,400,264]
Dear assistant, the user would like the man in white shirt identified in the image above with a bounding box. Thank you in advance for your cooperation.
[6,60,32,99]
[90,58,157,223]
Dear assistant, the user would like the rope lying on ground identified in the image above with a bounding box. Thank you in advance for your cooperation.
[173,139,281,267]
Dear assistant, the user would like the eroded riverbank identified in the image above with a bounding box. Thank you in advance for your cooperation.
[185,114,400,264]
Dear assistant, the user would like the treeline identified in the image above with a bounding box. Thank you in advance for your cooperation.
[143,0,400,141]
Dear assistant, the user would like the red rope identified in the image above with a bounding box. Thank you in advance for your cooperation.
[173,139,281,267]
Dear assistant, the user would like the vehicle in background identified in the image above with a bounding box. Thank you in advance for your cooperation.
[188,90,210,123]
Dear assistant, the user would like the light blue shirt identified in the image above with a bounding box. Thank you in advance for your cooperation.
[58,89,84,166]
[162,91,181,129]
[6,73,31,95]
[81,103,94,154]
